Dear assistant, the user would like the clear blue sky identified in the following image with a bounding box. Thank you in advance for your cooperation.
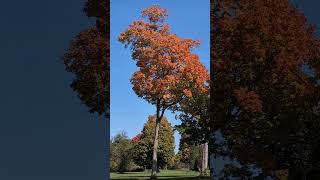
[110,0,210,152]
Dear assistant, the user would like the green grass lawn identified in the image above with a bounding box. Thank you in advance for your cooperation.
[110,170,210,180]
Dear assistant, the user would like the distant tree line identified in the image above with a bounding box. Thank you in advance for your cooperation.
[110,115,208,174]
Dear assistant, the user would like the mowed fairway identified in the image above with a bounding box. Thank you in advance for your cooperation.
[110,170,210,180]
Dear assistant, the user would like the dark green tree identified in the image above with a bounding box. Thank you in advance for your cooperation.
[175,75,210,175]
[133,115,175,170]
[110,132,135,172]
[176,133,204,171]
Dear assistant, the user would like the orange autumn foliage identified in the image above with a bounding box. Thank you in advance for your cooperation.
[212,0,320,115]
[119,5,209,108]
[234,87,262,113]
[63,0,109,118]
[211,0,320,174]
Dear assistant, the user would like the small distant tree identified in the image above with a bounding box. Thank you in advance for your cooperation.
[119,5,209,177]
[176,133,203,171]
[110,132,135,172]
[132,115,175,170]
[177,133,191,166]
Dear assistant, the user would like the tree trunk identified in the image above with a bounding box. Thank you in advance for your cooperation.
[201,142,209,176]
[151,118,161,179]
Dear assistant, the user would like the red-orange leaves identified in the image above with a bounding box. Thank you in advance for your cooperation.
[131,134,141,143]
[119,5,209,108]
[183,89,193,98]
[142,5,168,24]
[234,87,262,113]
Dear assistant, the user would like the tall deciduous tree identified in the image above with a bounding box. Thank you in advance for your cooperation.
[132,115,175,170]
[119,5,209,177]
[211,0,320,178]
[63,0,109,119]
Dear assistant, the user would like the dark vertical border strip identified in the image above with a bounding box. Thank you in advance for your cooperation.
[106,0,110,179]
[210,0,213,119]
[209,0,214,178]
